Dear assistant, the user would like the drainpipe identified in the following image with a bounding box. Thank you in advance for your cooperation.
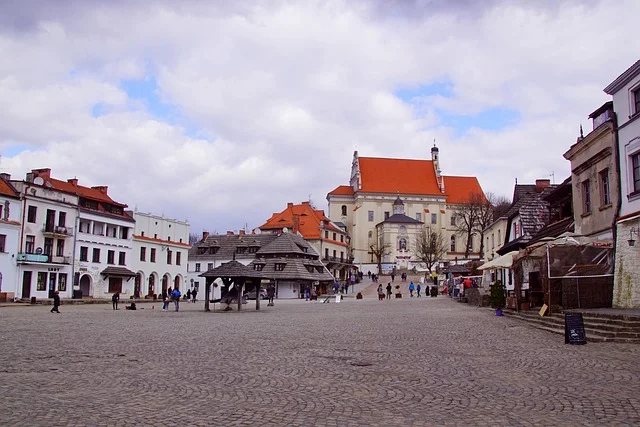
[18,184,30,299]
[612,118,622,262]
[70,209,80,299]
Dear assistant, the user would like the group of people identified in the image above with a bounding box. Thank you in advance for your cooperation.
[332,280,350,295]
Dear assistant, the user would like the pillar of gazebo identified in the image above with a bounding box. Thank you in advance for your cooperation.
[204,277,214,312]
[255,279,260,311]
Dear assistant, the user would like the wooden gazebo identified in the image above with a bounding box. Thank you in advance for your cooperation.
[199,260,265,312]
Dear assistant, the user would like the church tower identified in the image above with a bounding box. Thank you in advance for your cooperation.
[431,143,445,194]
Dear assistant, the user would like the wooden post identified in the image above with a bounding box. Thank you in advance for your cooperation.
[204,279,211,312]
[237,279,244,312]
[255,279,261,311]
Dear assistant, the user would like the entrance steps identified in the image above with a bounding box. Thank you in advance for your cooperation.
[503,309,640,343]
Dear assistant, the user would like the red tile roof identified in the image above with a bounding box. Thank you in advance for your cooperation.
[0,178,19,198]
[259,202,348,245]
[48,178,127,207]
[327,185,354,196]
[443,176,485,204]
[358,157,442,195]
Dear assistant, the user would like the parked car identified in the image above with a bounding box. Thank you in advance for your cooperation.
[244,289,269,300]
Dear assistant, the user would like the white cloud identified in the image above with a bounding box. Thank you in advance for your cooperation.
[0,0,638,232]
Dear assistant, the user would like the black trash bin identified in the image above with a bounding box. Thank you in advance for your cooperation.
[73,290,82,299]
[30,296,37,304]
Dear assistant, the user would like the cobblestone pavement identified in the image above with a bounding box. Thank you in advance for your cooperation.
[1,296,640,426]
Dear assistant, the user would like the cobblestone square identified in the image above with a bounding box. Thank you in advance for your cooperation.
[1,297,639,426]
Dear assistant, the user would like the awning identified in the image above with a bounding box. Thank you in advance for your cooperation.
[100,266,137,277]
[478,251,518,270]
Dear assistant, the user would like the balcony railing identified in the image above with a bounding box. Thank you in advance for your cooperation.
[16,253,71,264]
[42,224,73,237]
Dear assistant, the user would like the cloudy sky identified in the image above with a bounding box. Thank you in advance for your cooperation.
[1,0,638,234]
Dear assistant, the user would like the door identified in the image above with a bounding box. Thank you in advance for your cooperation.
[48,273,56,298]
[529,272,543,307]
[45,209,55,232]
[22,271,32,299]
[80,275,91,298]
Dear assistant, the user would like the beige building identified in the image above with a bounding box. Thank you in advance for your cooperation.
[563,101,618,240]
[482,217,508,263]
[327,145,485,273]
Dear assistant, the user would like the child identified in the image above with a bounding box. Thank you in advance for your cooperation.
[163,295,170,312]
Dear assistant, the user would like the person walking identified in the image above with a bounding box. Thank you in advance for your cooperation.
[408,281,415,297]
[416,283,422,298]
[386,282,392,300]
[345,282,349,294]
[377,284,384,301]
[191,288,198,303]
[186,289,192,302]
[112,291,120,310]
[50,290,61,313]
[304,286,310,301]
[172,288,181,312]
[267,284,275,306]
[162,294,170,311]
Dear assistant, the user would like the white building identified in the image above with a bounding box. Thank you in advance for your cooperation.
[26,168,136,299]
[11,171,79,300]
[605,59,640,307]
[0,174,22,300]
[130,211,190,298]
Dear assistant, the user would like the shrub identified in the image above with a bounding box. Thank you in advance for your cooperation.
[489,280,506,309]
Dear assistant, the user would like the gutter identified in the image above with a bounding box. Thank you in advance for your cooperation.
[612,115,622,258]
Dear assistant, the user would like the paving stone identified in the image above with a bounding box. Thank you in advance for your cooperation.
[0,297,639,425]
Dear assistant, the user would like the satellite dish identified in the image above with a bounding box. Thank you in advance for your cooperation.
[282,227,288,233]
[35,247,43,254]
[33,177,44,185]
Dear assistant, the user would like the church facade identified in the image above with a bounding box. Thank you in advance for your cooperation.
[326,145,485,273]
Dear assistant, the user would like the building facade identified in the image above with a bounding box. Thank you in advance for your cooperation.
[563,102,618,239]
[11,172,79,300]
[605,59,640,307]
[130,211,190,298]
[0,174,22,300]
[258,201,352,280]
[327,145,485,273]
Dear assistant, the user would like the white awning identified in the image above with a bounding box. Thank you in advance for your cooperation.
[478,251,518,270]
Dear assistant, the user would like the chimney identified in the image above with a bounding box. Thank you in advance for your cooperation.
[202,231,209,240]
[287,202,294,208]
[32,168,51,179]
[302,201,310,205]
[25,172,34,183]
[239,230,245,237]
[226,231,234,236]
[91,186,108,194]
[292,214,300,234]
[0,173,10,181]
[535,179,551,192]
[67,178,78,186]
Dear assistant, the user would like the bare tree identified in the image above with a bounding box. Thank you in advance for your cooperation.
[474,192,498,259]
[189,232,203,245]
[452,192,484,258]
[414,227,448,277]
[492,195,512,221]
[369,241,391,275]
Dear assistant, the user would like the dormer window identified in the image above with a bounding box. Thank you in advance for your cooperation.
[198,247,207,255]
[236,247,246,254]
[306,266,314,273]
[254,264,264,271]
[275,263,285,271]
[208,247,219,255]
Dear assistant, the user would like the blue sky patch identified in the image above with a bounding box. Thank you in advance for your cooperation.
[120,77,176,120]
[394,81,453,102]
[438,107,520,135]
[3,143,30,157]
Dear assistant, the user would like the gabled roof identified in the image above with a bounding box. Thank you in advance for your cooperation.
[248,257,334,282]
[378,214,423,225]
[257,232,318,256]
[0,177,19,198]
[327,185,354,196]
[358,157,442,195]
[189,234,278,260]
[443,176,485,204]
[199,260,264,279]
[259,202,344,239]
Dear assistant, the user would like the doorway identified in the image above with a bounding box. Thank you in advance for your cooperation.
[80,275,91,298]
[22,271,32,299]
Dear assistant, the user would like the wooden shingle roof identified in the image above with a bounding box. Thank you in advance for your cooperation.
[199,260,264,279]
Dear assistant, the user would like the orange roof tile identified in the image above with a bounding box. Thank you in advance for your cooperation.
[0,178,18,198]
[259,202,346,241]
[48,178,127,207]
[328,185,354,196]
[358,158,441,195]
[443,176,485,204]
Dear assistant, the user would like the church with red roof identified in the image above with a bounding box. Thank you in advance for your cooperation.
[326,145,486,272]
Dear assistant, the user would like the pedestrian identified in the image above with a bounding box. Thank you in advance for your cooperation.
[408,281,415,297]
[191,288,198,303]
[333,280,339,294]
[267,284,275,306]
[305,286,310,301]
[311,286,317,301]
[171,288,181,311]
[391,273,395,282]
[367,271,371,279]
[340,284,344,294]
[186,289,192,302]
[377,284,384,301]
[416,283,422,298]
[50,290,61,313]
[386,282,392,300]
[345,282,349,294]
[162,294,170,311]
[112,291,120,310]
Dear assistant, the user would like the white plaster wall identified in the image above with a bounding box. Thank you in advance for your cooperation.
[613,218,640,308]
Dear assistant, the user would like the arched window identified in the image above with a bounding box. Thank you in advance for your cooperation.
[399,238,407,250]
[368,231,373,239]
[399,226,407,234]
[450,236,456,252]
[341,205,347,216]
